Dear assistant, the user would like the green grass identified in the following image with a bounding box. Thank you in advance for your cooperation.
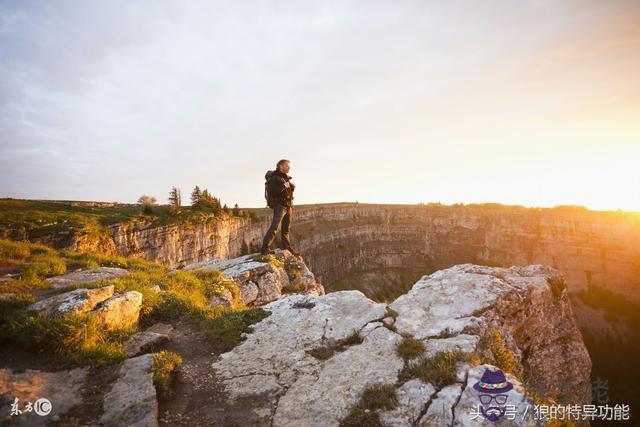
[0,198,266,242]
[488,329,522,377]
[0,310,129,367]
[396,336,425,360]
[0,237,272,366]
[0,238,168,294]
[250,253,284,269]
[153,350,182,399]
[398,350,472,388]
[340,383,398,427]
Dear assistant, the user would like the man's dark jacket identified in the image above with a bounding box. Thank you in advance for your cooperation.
[266,170,295,207]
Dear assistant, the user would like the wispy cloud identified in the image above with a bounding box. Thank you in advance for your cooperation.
[1,0,639,210]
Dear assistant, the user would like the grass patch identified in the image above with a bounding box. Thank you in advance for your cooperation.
[488,329,522,377]
[0,311,128,367]
[250,253,285,269]
[340,383,398,427]
[396,336,425,360]
[204,307,271,352]
[308,346,335,360]
[307,330,363,360]
[0,239,36,264]
[0,293,36,323]
[153,350,182,399]
[0,238,168,295]
[20,252,67,282]
[0,198,256,241]
[398,350,472,388]
[0,237,272,363]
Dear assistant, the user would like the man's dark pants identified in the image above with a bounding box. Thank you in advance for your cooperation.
[262,203,292,251]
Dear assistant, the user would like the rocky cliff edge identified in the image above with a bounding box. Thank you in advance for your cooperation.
[212,263,591,426]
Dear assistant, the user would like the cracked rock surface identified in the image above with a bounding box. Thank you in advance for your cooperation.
[210,263,592,426]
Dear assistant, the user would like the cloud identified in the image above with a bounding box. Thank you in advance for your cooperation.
[1,0,639,210]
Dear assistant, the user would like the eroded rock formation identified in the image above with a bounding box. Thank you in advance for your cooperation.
[211,263,592,426]
[183,249,325,306]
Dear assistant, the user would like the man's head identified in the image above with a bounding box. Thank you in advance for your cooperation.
[277,159,291,173]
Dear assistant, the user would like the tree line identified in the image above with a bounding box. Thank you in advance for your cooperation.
[136,186,257,220]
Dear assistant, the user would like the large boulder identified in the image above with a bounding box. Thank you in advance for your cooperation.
[27,285,115,317]
[184,249,324,306]
[101,353,158,427]
[92,290,143,330]
[209,263,592,426]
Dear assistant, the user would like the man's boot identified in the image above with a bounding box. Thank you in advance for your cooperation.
[283,246,301,258]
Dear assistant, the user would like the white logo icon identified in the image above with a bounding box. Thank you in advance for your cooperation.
[34,398,52,416]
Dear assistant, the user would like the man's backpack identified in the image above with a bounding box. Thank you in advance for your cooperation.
[264,170,277,208]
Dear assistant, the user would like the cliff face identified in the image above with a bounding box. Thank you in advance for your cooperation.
[288,204,640,301]
[211,262,591,426]
[105,217,265,267]
[96,203,640,303]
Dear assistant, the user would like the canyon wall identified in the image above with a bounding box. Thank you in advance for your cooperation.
[77,203,640,301]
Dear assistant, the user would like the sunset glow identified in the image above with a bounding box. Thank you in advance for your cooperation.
[1,1,639,211]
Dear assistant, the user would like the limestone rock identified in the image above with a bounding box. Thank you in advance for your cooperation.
[124,330,169,357]
[378,379,436,427]
[208,286,233,307]
[45,267,129,289]
[418,383,463,426]
[27,285,114,317]
[212,290,399,426]
[390,264,592,405]
[101,353,158,427]
[451,364,538,427]
[92,290,143,330]
[0,367,88,426]
[276,326,403,427]
[209,263,591,426]
[184,249,324,306]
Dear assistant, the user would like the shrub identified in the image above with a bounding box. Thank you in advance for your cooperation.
[489,329,521,377]
[0,239,32,263]
[153,350,182,399]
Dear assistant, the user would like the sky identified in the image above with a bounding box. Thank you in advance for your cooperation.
[1,0,639,211]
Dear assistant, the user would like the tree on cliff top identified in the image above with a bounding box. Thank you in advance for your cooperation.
[191,186,201,207]
[168,186,182,215]
[200,189,222,214]
[137,194,157,215]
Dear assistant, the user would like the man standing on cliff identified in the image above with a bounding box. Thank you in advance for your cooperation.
[261,159,299,256]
